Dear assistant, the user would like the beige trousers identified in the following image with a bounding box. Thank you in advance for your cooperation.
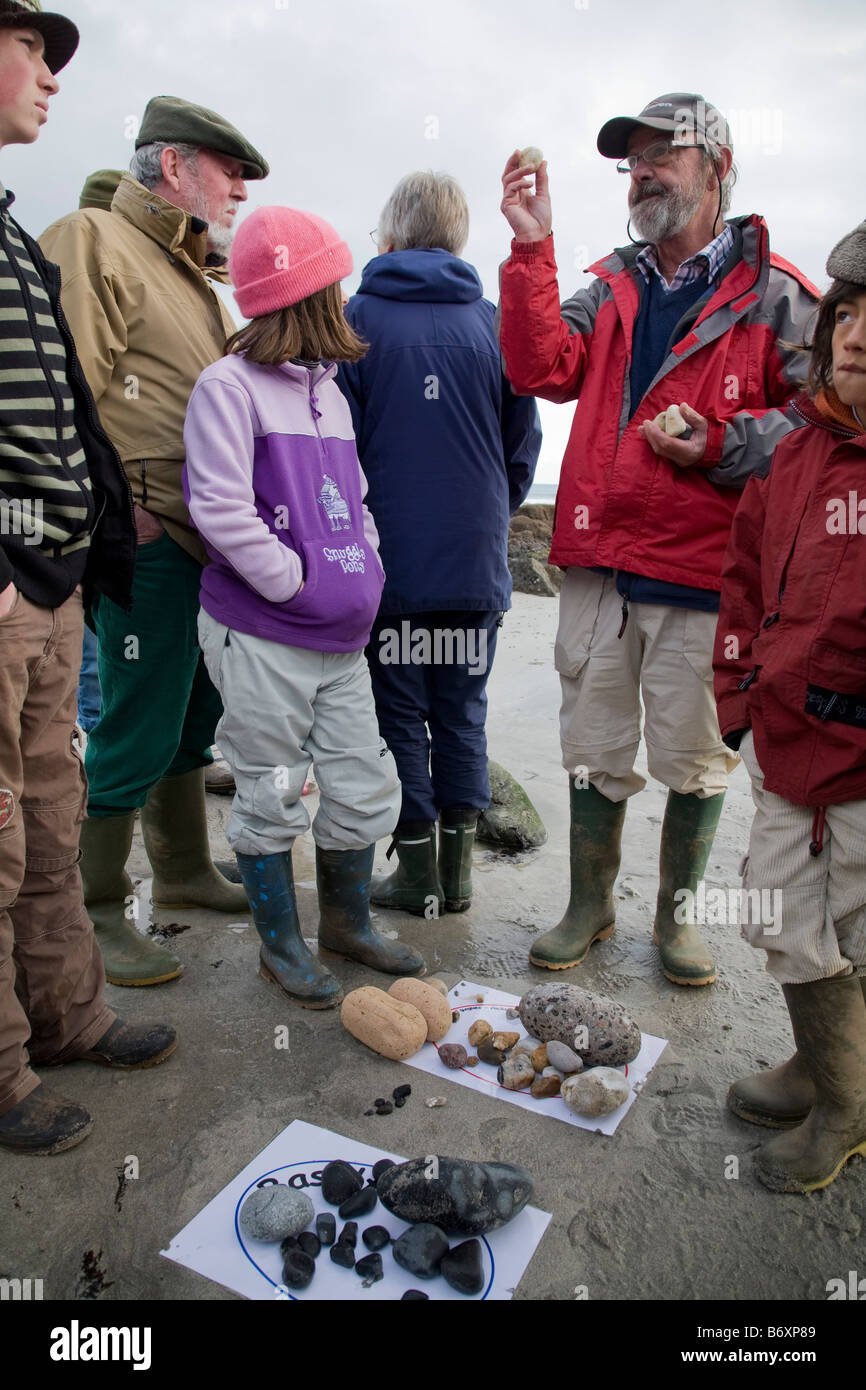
[555,568,738,801]
[739,729,866,983]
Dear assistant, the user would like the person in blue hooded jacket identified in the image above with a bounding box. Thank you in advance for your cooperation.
[337,171,541,917]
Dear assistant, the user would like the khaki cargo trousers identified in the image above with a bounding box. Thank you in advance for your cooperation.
[0,587,113,1117]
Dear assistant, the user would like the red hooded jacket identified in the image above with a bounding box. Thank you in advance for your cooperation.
[713,393,866,806]
[498,216,819,591]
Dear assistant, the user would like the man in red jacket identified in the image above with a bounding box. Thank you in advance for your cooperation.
[498,93,819,986]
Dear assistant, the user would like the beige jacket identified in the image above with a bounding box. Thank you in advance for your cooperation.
[40,174,237,563]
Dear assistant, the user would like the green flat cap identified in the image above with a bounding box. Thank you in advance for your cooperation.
[79,169,124,211]
[136,95,269,180]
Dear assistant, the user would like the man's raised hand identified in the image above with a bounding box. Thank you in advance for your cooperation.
[501,151,552,243]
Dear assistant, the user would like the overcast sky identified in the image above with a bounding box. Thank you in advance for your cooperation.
[6,0,864,481]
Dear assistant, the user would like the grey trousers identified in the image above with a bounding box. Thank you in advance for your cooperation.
[198,610,400,856]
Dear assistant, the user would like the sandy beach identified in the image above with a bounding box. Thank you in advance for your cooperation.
[2,591,861,1303]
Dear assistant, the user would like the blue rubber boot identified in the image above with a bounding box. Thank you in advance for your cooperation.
[316,845,426,976]
[235,850,343,1009]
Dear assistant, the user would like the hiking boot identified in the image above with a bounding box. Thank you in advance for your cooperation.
[755,974,866,1193]
[80,812,183,987]
[142,768,249,913]
[529,778,626,970]
[370,822,443,918]
[653,789,722,986]
[235,850,342,1009]
[318,845,426,975]
[0,1088,93,1155]
[438,808,479,913]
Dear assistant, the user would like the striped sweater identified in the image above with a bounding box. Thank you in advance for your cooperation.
[0,184,94,600]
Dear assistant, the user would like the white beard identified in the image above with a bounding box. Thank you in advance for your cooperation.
[186,181,237,259]
[630,172,707,244]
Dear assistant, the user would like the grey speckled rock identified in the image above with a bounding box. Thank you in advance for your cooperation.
[561,1067,630,1118]
[476,761,548,851]
[239,1186,315,1242]
[518,982,641,1067]
[377,1156,533,1235]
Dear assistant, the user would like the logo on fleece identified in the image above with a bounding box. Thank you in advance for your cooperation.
[0,788,15,832]
[317,475,351,532]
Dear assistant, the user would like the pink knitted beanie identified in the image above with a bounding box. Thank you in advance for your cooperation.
[230,206,353,318]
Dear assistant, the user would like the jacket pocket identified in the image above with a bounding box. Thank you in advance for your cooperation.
[682,607,718,682]
[553,568,606,677]
[281,539,321,611]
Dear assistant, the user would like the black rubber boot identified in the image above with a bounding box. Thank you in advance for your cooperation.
[317,845,426,975]
[0,1089,93,1155]
[46,1018,178,1070]
[235,850,343,1009]
[370,821,443,917]
[438,808,479,912]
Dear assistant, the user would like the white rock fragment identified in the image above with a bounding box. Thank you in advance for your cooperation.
[561,1068,630,1118]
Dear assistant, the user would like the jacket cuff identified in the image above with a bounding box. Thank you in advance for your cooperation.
[509,234,554,261]
[700,417,726,467]
[717,692,750,742]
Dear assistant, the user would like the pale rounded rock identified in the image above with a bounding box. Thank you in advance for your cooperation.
[518,983,641,1067]
[561,1067,630,1118]
[239,1186,315,1243]
[546,1040,585,1075]
[341,986,427,1061]
[467,1019,493,1048]
[388,978,452,1042]
[519,145,544,171]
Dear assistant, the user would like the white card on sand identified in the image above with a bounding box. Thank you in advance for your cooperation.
[400,982,667,1135]
[161,1119,550,1301]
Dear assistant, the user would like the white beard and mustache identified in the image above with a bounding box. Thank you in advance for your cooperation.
[629,168,709,244]
[186,180,237,260]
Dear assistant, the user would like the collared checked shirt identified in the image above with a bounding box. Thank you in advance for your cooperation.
[636,223,734,293]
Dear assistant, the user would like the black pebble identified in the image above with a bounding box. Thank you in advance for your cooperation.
[297,1231,321,1259]
[440,1239,484,1296]
[372,1158,395,1184]
[282,1248,315,1290]
[373,1098,388,1107]
[393,1096,406,1108]
[329,1242,355,1270]
[392,1084,411,1100]
[339,1221,358,1247]
[375,1101,393,1115]
[279,1235,298,1259]
[392,1223,449,1279]
[316,1212,336,1247]
[401,1289,429,1300]
[364,1109,375,1116]
[355,1252,384,1284]
[321,1160,364,1206]
[339,1186,377,1220]
[362,1224,391,1251]
[451,1011,460,1023]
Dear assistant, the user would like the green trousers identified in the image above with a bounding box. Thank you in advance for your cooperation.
[86,532,221,817]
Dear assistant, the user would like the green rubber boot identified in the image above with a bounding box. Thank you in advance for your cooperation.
[727,1052,816,1129]
[653,790,723,987]
[529,779,626,970]
[79,813,183,987]
[755,974,866,1193]
[370,822,444,918]
[318,845,426,975]
[438,809,479,913]
[141,768,249,914]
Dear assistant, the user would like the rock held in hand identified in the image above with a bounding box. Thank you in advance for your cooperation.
[321,1160,364,1206]
[561,1067,630,1117]
[378,1156,533,1235]
[239,1186,315,1243]
[440,1238,484,1296]
[392,1222,449,1279]
[518,982,641,1067]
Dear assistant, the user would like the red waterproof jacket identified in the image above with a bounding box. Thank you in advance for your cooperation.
[498,216,819,590]
[713,393,866,807]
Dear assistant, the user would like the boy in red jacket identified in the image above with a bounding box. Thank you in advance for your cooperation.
[714,220,866,1193]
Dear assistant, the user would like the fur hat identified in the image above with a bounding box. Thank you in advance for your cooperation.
[826,220,866,286]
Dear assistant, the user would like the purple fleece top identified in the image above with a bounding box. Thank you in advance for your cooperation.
[183,354,384,652]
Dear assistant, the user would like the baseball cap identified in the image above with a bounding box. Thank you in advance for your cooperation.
[597,93,732,159]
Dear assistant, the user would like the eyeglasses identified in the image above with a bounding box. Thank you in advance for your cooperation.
[369,228,379,245]
[616,139,705,174]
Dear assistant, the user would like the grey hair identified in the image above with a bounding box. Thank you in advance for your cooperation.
[703,141,737,216]
[129,141,202,191]
[377,171,469,255]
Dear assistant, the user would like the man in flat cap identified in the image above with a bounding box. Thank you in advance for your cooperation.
[499,93,819,987]
[40,97,269,986]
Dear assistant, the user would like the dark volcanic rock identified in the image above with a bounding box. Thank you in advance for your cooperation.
[372,1159,395,1183]
[440,1239,484,1296]
[321,1160,364,1206]
[362,1225,391,1251]
[316,1212,336,1246]
[378,1157,533,1236]
[355,1252,384,1284]
[339,1185,378,1219]
[392,1222,449,1279]
[281,1248,315,1290]
[297,1231,321,1259]
[401,1289,430,1300]
[329,1242,355,1270]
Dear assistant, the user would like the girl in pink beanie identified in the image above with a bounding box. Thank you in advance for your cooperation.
[183,206,425,1008]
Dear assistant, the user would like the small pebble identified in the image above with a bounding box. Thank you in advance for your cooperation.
[339,1186,377,1220]
[438,1043,468,1069]
[492,1031,520,1052]
[375,1101,394,1115]
[425,1096,447,1107]
[546,1040,585,1075]
[282,1248,315,1290]
[339,1221,358,1247]
[467,1019,493,1047]
[394,1096,405,1108]
[374,1098,387,1107]
[530,1072,561,1099]
[297,1231,321,1259]
[372,1158,395,1183]
[506,1007,520,1020]
[355,1252,384,1285]
[363,1109,375,1117]
[316,1212,336,1246]
[474,994,485,1002]
[329,1242,355,1269]
[465,1055,479,1067]
[393,1084,412,1101]
[321,1160,364,1206]
[393,1222,450,1279]
[498,1053,535,1091]
[401,1289,429,1300]
[530,1043,549,1073]
[440,1238,484,1296]
[362,1225,391,1251]
[476,1040,505,1066]
[451,1010,460,1023]
[279,1235,298,1258]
